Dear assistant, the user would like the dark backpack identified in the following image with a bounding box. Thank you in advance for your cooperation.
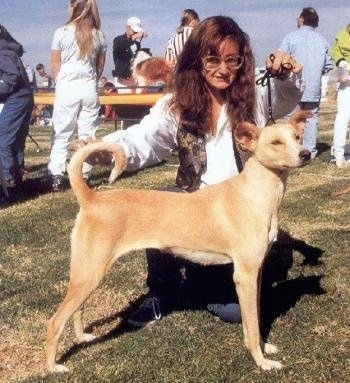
[0,52,29,102]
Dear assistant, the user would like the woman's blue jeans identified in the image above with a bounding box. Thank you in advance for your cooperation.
[0,94,34,183]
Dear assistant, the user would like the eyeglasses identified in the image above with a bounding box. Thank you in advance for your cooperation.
[202,55,244,71]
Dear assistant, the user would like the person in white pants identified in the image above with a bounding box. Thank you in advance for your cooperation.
[49,79,100,176]
[331,24,350,168]
[333,78,350,167]
[48,0,106,191]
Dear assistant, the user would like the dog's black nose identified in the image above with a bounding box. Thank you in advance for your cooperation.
[299,149,311,162]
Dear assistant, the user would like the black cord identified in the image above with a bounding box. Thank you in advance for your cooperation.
[255,54,293,126]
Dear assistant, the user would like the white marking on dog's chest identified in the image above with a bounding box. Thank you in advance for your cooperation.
[166,247,232,265]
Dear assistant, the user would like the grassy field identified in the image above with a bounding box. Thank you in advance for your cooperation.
[0,92,349,382]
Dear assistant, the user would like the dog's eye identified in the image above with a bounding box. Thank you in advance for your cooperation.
[295,134,300,141]
[271,140,282,145]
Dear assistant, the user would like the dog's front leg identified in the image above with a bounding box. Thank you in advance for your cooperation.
[234,261,283,370]
[257,267,279,356]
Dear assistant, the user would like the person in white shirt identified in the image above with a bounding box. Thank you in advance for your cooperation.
[48,0,106,192]
[165,9,200,67]
[100,16,304,327]
[25,64,36,89]
[35,63,53,89]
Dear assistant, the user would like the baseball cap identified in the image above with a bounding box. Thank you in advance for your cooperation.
[127,16,143,33]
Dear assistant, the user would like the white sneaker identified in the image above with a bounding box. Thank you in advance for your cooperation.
[207,303,241,323]
[335,158,349,168]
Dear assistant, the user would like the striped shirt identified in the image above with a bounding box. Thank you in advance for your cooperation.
[165,26,193,64]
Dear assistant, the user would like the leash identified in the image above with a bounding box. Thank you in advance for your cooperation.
[232,138,243,173]
[256,54,292,126]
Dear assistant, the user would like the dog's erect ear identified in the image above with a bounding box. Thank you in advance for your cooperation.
[234,121,260,152]
[288,110,313,136]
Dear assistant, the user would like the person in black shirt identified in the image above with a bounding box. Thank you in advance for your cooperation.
[112,16,147,86]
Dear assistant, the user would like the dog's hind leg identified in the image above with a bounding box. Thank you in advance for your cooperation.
[73,305,96,343]
[71,256,118,343]
[46,244,115,373]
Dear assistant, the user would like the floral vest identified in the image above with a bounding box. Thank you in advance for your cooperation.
[175,124,244,192]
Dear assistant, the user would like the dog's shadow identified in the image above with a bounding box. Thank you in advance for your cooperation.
[260,229,325,338]
[57,294,150,365]
[57,229,325,365]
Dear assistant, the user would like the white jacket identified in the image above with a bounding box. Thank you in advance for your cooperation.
[103,72,304,187]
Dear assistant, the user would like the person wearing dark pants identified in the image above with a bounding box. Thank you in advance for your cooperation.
[102,16,303,327]
[0,25,34,204]
[127,184,238,326]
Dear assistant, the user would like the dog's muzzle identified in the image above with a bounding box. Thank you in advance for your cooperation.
[299,149,311,164]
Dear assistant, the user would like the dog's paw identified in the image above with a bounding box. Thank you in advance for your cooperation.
[259,358,283,371]
[82,332,96,342]
[49,363,70,373]
[263,342,279,354]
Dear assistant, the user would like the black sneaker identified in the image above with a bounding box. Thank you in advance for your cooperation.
[328,156,336,165]
[207,303,241,323]
[0,189,9,208]
[128,297,162,328]
[51,175,65,192]
[2,179,23,203]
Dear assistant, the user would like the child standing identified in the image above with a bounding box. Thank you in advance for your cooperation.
[48,0,106,191]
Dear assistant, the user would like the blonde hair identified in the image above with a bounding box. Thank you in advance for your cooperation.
[68,0,102,59]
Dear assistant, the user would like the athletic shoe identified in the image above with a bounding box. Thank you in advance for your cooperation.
[207,303,242,323]
[328,156,336,165]
[335,158,349,169]
[128,296,162,327]
[51,175,65,192]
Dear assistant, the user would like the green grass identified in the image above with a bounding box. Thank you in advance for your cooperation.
[1,97,349,382]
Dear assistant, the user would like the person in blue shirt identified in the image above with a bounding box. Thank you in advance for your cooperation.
[280,7,333,159]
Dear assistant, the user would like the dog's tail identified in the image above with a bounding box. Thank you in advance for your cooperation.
[68,142,126,206]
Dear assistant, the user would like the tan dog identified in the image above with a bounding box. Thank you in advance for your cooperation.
[46,111,311,373]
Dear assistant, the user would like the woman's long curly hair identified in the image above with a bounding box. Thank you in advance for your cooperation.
[68,0,101,60]
[171,16,256,134]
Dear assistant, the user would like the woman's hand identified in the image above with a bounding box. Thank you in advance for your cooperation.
[265,50,302,76]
